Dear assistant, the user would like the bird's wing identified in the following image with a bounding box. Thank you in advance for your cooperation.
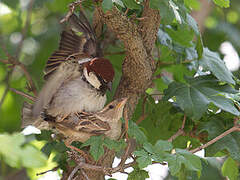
[59,112,111,134]
[44,12,97,80]
[32,61,81,118]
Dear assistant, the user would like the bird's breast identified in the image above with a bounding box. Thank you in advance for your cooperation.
[48,77,106,116]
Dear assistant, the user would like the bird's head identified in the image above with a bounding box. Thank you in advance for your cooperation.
[98,98,128,122]
[83,58,114,94]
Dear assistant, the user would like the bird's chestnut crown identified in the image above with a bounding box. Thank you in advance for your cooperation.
[85,58,115,82]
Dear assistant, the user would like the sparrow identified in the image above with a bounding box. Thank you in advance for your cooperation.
[42,98,128,143]
[22,11,115,127]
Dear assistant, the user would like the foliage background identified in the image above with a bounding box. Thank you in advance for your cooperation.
[1,0,240,179]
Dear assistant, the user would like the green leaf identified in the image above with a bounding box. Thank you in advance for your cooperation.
[35,130,52,141]
[113,0,124,7]
[134,150,152,169]
[158,29,172,48]
[41,142,55,157]
[213,0,230,8]
[136,99,183,144]
[54,141,68,153]
[0,133,25,168]
[143,140,173,162]
[122,0,141,9]
[21,145,47,168]
[164,75,239,119]
[196,34,203,59]
[166,149,202,176]
[154,140,173,152]
[184,0,200,10]
[150,0,175,24]
[81,136,104,161]
[200,48,235,84]
[102,0,113,12]
[169,0,182,24]
[165,25,194,47]
[128,168,149,180]
[128,120,148,144]
[0,133,47,168]
[103,138,126,152]
[186,14,200,35]
[221,157,238,180]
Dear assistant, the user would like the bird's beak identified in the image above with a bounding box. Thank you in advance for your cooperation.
[107,82,112,91]
[116,97,128,109]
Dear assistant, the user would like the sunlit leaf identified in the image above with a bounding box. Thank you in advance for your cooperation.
[213,0,230,8]
[221,157,239,180]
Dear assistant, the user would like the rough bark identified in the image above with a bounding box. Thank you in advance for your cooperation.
[73,1,161,179]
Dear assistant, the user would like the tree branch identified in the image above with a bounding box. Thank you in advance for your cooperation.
[0,69,13,108]
[0,58,38,96]
[168,115,186,142]
[16,0,35,58]
[190,122,240,154]
[9,88,36,102]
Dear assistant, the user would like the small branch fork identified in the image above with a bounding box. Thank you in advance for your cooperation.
[67,140,135,178]
[167,115,240,155]
[0,57,38,96]
[60,0,83,23]
[190,118,240,153]
[0,0,37,100]
[168,115,186,142]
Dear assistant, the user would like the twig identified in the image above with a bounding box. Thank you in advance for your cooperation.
[36,166,59,176]
[0,58,38,96]
[0,0,38,96]
[16,0,35,58]
[80,169,90,180]
[168,115,186,142]
[0,69,13,108]
[9,88,36,101]
[136,95,147,125]
[118,140,132,169]
[68,165,81,180]
[69,149,136,176]
[124,8,129,15]
[190,125,240,154]
[60,0,83,23]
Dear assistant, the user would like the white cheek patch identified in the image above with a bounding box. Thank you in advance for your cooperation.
[83,68,101,89]
[78,58,92,65]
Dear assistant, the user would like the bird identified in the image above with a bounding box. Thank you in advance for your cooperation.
[42,98,128,143]
[22,11,115,128]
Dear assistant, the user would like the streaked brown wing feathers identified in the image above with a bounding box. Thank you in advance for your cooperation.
[44,12,99,80]
[44,50,72,80]
[75,113,110,134]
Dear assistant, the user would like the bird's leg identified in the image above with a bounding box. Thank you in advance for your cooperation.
[57,113,70,122]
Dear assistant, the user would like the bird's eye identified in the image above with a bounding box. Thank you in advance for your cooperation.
[109,105,114,109]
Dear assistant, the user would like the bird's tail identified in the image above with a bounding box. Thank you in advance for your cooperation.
[21,101,50,130]
[21,101,34,128]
